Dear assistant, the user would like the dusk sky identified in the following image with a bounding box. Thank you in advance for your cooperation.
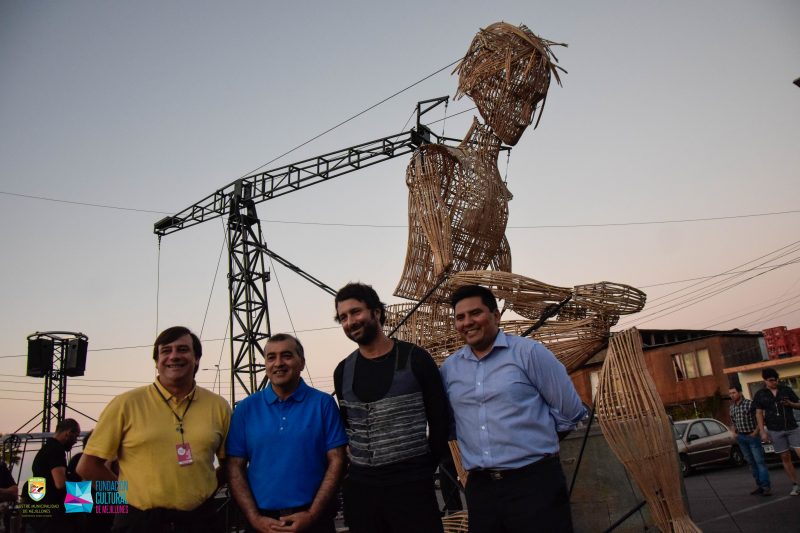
[1,1,798,434]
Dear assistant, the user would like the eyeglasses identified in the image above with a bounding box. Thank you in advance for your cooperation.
[765,378,778,382]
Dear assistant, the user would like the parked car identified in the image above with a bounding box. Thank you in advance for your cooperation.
[673,417,745,476]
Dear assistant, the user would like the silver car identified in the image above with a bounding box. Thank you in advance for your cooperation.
[673,418,745,476]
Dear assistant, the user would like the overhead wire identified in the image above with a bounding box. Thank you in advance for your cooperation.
[200,221,228,337]
[700,291,800,329]
[622,248,800,329]
[236,58,462,178]
[267,257,314,387]
[644,240,800,305]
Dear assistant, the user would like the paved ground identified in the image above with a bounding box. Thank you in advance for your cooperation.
[685,462,799,533]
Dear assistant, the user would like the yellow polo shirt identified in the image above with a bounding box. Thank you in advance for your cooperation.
[85,380,231,510]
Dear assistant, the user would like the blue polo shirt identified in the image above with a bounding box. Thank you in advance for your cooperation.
[226,379,348,509]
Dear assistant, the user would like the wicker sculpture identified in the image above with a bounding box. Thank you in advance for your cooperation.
[441,511,469,533]
[387,271,646,373]
[455,22,566,145]
[394,119,511,301]
[596,328,701,533]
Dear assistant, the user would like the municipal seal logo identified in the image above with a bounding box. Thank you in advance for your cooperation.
[27,477,46,502]
[65,481,93,513]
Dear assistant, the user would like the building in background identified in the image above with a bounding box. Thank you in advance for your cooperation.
[761,325,800,359]
[572,329,766,423]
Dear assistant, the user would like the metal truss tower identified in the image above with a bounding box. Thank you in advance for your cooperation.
[154,97,454,404]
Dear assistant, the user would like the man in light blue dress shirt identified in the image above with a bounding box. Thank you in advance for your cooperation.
[440,285,586,533]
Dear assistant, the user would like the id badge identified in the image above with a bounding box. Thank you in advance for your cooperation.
[176,443,194,465]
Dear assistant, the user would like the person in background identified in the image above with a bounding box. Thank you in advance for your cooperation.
[0,460,19,533]
[440,285,586,533]
[752,367,800,497]
[26,418,80,532]
[728,384,771,496]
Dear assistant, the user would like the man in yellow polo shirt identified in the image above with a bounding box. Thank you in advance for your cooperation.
[77,326,231,532]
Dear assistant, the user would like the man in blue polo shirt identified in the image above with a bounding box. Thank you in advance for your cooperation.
[227,333,348,533]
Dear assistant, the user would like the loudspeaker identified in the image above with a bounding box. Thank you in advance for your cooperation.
[27,339,54,377]
[64,338,88,377]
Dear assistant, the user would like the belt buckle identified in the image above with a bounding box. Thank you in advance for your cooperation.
[489,471,503,481]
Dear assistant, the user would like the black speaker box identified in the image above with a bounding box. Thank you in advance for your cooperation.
[64,338,88,377]
[27,339,54,377]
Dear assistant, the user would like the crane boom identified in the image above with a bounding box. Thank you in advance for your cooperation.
[154,97,452,236]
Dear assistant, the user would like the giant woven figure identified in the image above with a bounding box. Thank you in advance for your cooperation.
[455,22,566,145]
[394,119,512,301]
[596,328,701,533]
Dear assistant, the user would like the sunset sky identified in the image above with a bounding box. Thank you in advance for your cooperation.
[1,1,798,434]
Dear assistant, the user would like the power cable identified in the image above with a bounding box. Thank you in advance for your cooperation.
[200,221,227,337]
[268,258,314,387]
[645,240,800,306]
[621,260,797,328]
[156,236,161,336]
[620,242,800,327]
[2,187,796,230]
[0,191,169,214]
[237,58,461,178]
[637,263,800,289]
[251,209,800,229]
[700,291,800,329]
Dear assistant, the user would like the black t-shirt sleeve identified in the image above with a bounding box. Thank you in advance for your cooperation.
[409,344,451,463]
[45,441,67,470]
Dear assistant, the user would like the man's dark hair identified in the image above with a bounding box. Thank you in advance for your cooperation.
[729,383,742,393]
[334,282,386,325]
[450,284,498,312]
[55,418,79,434]
[267,333,305,361]
[762,367,779,380]
[153,326,202,375]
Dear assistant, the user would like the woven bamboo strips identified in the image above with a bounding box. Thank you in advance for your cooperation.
[446,270,572,318]
[388,272,645,370]
[502,318,610,373]
[394,120,511,301]
[448,441,469,487]
[596,329,701,533]
[441,511,469,533]
[455,22,566,145]
[447,271,645,321]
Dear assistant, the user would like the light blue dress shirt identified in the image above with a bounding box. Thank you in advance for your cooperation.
[440,330,586,470]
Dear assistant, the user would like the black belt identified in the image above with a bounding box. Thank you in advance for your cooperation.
[469,454,559,481]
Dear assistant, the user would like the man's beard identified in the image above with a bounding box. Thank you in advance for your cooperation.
[347,317,380,346]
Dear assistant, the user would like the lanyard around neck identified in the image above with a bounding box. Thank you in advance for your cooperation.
[153,383,195,443]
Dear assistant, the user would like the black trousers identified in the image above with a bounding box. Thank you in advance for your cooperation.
[465,456,573,533]
[110,499,221,533]
[343,476,444,533]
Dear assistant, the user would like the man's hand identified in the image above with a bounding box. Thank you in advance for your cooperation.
[249,515,285,533]
[271,510,315,532]
[759,427,770,443]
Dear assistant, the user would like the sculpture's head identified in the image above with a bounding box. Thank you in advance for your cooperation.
[455,22,566,145]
